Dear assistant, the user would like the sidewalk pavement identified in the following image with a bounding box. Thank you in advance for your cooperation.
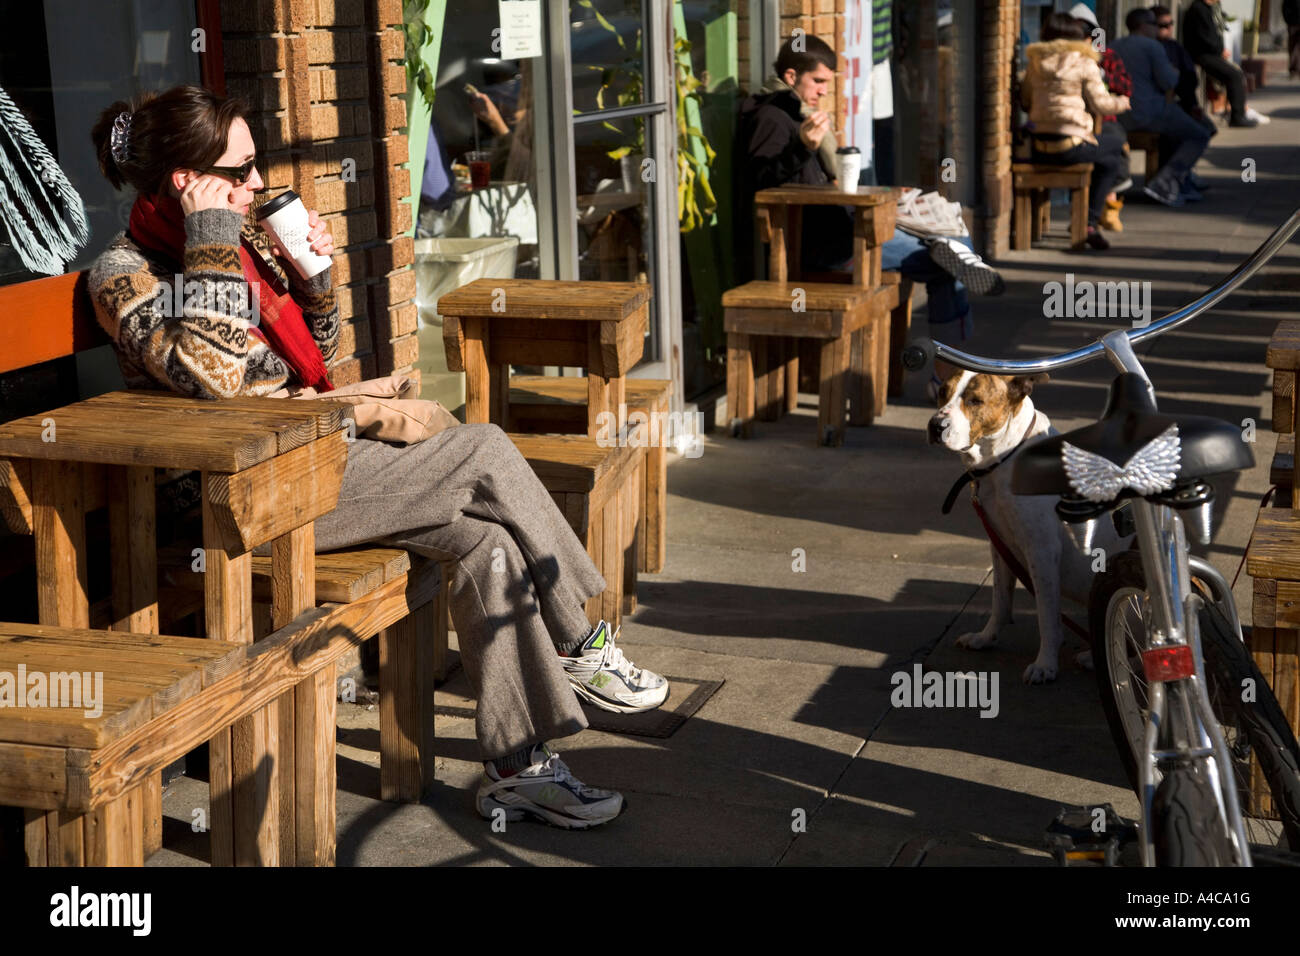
[151,74,1300,867]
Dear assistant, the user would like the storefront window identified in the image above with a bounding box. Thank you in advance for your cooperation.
[416,0,543,412]
[0,0,202,289]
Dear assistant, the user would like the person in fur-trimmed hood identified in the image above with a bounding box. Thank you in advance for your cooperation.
[1021,13,1130,249]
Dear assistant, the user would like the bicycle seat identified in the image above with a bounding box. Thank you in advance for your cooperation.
[1012,373,1254,499]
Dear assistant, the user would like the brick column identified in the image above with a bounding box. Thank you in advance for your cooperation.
[977,0,1018,258]
[222,0,418,388]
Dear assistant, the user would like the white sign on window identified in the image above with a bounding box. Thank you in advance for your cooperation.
[498,0,543,60]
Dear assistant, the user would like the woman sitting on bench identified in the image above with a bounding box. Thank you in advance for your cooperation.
[87,84,667,830]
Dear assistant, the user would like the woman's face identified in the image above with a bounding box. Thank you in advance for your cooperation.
[168,116,265,213]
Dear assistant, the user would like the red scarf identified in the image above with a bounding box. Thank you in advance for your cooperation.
[128,193,333,391]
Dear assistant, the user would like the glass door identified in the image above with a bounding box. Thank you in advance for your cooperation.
[560,0,680,392]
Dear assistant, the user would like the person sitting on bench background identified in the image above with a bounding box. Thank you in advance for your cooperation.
[735,33,1006,382]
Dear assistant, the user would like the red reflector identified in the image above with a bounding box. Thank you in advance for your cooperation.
[1142,645,1196,682]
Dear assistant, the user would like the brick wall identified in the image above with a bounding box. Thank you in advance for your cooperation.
[978,0,1018,257]
[221,0,418,389]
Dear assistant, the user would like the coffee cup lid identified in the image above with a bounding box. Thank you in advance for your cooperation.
[256,189,300,220]
[836,146,860,154]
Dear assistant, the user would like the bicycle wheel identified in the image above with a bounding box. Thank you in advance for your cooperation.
[1089,550,1300,851]
[1151,762,1235,865]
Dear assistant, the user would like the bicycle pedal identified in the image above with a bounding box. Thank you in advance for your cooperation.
[1045,804,1139,866]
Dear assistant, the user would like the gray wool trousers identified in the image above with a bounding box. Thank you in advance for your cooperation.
[311,423,604,760]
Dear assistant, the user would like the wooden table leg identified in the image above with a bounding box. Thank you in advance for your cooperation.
[271,524,316,866]
[784,336,799,412]
[622,452,642,616]
[379,604,435,804]
[587,323,627,440]
[107,465,162,859]
[818,335,849,446]
[295,663,337,865]
[202,475,274,866]
[888,279,914,398]
[1014,189,1031,251]
[31,459,88,628]
[463,317,491,424]
[1070,184,1090,250]
[767,205,789,283]
[727,332,755,437]
[85,785,144,866]
[847,327,873,426]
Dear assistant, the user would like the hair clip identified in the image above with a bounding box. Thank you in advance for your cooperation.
[110,111,133,165]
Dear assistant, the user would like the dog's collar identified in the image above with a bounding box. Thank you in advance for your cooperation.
[941,416,1037,515]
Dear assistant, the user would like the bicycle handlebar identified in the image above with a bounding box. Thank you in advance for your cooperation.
[899,206,1300,376]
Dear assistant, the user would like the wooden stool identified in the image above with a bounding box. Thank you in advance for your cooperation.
[722,281,898,445]
[1012,162,1092,250]
[508,434,644,630]
[508,376,671,578]
[1124,129,1162,184]
[1268,320,1300,507]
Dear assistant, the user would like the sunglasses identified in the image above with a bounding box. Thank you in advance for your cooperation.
[1158,20,1173,27]
[200,159,258,185]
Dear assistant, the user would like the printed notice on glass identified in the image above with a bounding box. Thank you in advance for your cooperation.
[498,0,543,59]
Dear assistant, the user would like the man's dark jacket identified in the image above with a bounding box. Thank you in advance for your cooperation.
[734,86,851,276]
[1182,1,1223,60]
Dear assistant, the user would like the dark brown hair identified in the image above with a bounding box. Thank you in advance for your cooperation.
[91,85,251,195]
[1042,12,1089,41]
[773,34,837,79]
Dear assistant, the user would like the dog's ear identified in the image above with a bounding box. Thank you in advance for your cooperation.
[1005,372,1049,406]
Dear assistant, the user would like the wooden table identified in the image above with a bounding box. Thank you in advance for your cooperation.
[753,184,900,289]
[439,278,651,437]
[0,390,349,865]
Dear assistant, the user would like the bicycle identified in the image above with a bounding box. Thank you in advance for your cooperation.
[902,209,1300,866]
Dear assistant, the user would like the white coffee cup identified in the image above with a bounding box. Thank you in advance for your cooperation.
[836,146,861,193]
[255,189,332,280]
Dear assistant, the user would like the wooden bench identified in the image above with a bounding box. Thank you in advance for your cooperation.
[507,375,671,577]
[508,433,643,628]
[1124,129,1162,185]
[722,280,898,445]
[3,552,431,866]
[0,272,444,864]
[1012,162,1092,250]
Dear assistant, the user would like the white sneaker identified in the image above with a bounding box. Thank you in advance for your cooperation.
[1245,107,1270,124]
[560,620,669,714]
[925,236,1005,296]
[477,746,624,829]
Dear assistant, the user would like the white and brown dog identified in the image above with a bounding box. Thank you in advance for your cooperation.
[927,370,1131,683]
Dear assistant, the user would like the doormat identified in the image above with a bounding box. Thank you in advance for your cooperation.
[434,674,724,739]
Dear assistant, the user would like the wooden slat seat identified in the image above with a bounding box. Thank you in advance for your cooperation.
[508,433,644,628]
[723,280,898,444]
[507,376,671,578]
[1012,162,1092,251]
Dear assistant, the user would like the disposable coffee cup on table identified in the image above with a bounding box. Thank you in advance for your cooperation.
[835,146,861,193]
[255,189,333,280]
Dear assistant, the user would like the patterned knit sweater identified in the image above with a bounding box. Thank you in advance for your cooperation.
[88,206,339,399]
